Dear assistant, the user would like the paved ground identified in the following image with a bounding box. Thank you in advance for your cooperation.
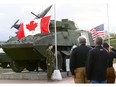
[0,77,74,84]
[0,68,74,83]
[0,69,67,80]
[0,63,115,84]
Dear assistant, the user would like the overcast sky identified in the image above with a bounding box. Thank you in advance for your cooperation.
[0,0,115,41]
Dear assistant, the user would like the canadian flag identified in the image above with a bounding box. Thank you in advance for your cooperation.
[17,16,51,40]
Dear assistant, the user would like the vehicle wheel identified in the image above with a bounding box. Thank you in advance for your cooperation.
[39,60,47,71]
[10,60,25,72]
[1,63,8,68]
[26,63,37,71]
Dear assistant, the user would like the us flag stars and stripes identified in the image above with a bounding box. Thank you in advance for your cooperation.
[90,24,104,41]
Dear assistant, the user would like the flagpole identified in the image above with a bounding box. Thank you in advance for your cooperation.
[54,3,58,69]
[107,3,110,46]
[51,3,62,80]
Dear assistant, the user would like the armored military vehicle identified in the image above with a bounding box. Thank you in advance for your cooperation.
[1,19,94,72]
[0,5,94,72]
[0,42,11,68]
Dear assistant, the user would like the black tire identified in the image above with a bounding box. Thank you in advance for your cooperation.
[10,60,24,72]
[1,63,8,68]
[39,60,47,71]
[26,63,37,71]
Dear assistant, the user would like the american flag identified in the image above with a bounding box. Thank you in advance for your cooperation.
[90,24,104,41]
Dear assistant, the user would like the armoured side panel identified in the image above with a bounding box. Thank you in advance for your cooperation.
[34,30,81,57]
[3,47,41,61]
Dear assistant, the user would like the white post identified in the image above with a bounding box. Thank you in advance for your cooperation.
[51,3,62,80]
[54,3,58,69]
[107,3,110,46]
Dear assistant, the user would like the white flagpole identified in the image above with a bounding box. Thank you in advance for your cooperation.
[54,3,58,69]
[107,3,110,46]
[51,3,62,80]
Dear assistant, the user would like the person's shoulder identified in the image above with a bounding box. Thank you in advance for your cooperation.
[86,45,93,49]
[72,46,78,52]
[73,46,78,50]
[89,47,96,52]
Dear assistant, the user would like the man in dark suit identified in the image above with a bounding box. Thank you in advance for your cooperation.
[86,37,109,83]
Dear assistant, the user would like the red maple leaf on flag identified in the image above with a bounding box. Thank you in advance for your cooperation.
[26,21,38,31]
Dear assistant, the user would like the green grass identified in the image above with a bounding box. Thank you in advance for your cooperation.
[105,38,116,49]
[110,39,116,49]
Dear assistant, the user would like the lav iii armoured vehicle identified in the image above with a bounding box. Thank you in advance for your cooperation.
[1,19,94,72]
[1,5,94,72]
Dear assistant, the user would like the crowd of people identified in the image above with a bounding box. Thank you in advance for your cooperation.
[70,36,116,83]
[45,36,116,83]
